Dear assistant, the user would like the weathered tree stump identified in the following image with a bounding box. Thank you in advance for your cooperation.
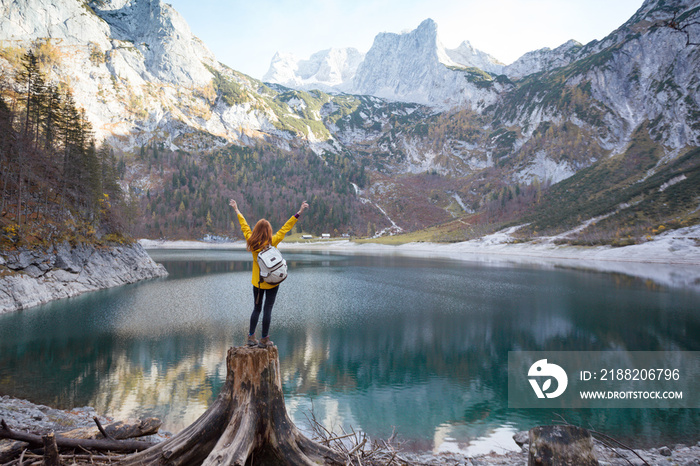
[528,425,598,466]
[120,346,344,466]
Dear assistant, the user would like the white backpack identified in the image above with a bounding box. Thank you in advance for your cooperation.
[257,245,288,285]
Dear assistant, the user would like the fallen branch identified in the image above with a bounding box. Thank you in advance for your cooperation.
[0,419,154,453]
[1,415,162,463]
[92,417,112,440]
[304,407,415,466]
[61,417,161,440]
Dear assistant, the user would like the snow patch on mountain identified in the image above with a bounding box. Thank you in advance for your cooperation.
[263,48,364,92]
[513,151,576,185]
[400,139,444,174]
[451,193,472,213]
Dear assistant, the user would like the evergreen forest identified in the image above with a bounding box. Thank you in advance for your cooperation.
[129,142,385,240]
[0,51,126,249]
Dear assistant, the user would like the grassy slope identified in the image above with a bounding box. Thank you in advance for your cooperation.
[516,126,700,242]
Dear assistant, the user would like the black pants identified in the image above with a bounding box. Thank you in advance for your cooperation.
[249,286,279,338]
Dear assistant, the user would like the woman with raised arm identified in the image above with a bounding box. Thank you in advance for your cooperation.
[229,199,309,348]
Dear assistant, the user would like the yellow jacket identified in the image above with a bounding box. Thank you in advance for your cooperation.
[237,213,298,289]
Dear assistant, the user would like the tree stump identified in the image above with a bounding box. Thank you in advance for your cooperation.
[120,346,344,466]
[528,425,598,466]
[43,432,60,466]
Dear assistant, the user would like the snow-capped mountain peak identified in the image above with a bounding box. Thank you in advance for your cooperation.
[263,48,364,92]
[445,40,504,75]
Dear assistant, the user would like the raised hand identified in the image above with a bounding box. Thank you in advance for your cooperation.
[298,201,309,215]
[229,199,240,214]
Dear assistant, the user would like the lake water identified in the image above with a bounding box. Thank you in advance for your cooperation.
[0,249,698,455]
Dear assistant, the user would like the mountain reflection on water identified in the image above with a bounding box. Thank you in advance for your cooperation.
[0,250,698,454]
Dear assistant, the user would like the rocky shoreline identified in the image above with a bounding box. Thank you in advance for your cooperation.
[0,241,168,314]
[1,396,698,465]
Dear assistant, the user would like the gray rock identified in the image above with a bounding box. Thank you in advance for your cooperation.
[37,259,53,272]
[0,242,168,314]
[504,39,582,79]
[51,269,79,283]
[16,250,36,269]
[4,248,53,272]
[5,251,26,270]
[512,430,529,447]
[55,248,80,273]
[352,19,501,109]
[659,445,672,456]
[23,265,44,278]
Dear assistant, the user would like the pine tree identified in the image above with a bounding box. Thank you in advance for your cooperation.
[19,51,41,139]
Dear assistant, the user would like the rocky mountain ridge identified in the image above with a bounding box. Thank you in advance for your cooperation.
[502,39,583,79]
[350,18,503,109]
[0,0,697,245]
[265,18,508,108]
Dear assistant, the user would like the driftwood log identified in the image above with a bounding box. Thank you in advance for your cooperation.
[0,419,154,453]
[61,417,162,440]
[120,345,344,466]
[0,417,161,462]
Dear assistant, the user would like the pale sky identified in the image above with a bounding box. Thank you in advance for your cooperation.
[165,0,645,80]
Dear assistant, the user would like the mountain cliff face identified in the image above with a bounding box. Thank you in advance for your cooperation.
[92,0,215,86]
[306,0,700,239]
[0,0,216,143]
[351,19,502,109]
[0,0,339,151]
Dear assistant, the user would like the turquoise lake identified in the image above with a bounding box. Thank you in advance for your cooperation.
[0,249,698,455]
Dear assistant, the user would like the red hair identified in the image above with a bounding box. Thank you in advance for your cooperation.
[247,219,272,252]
